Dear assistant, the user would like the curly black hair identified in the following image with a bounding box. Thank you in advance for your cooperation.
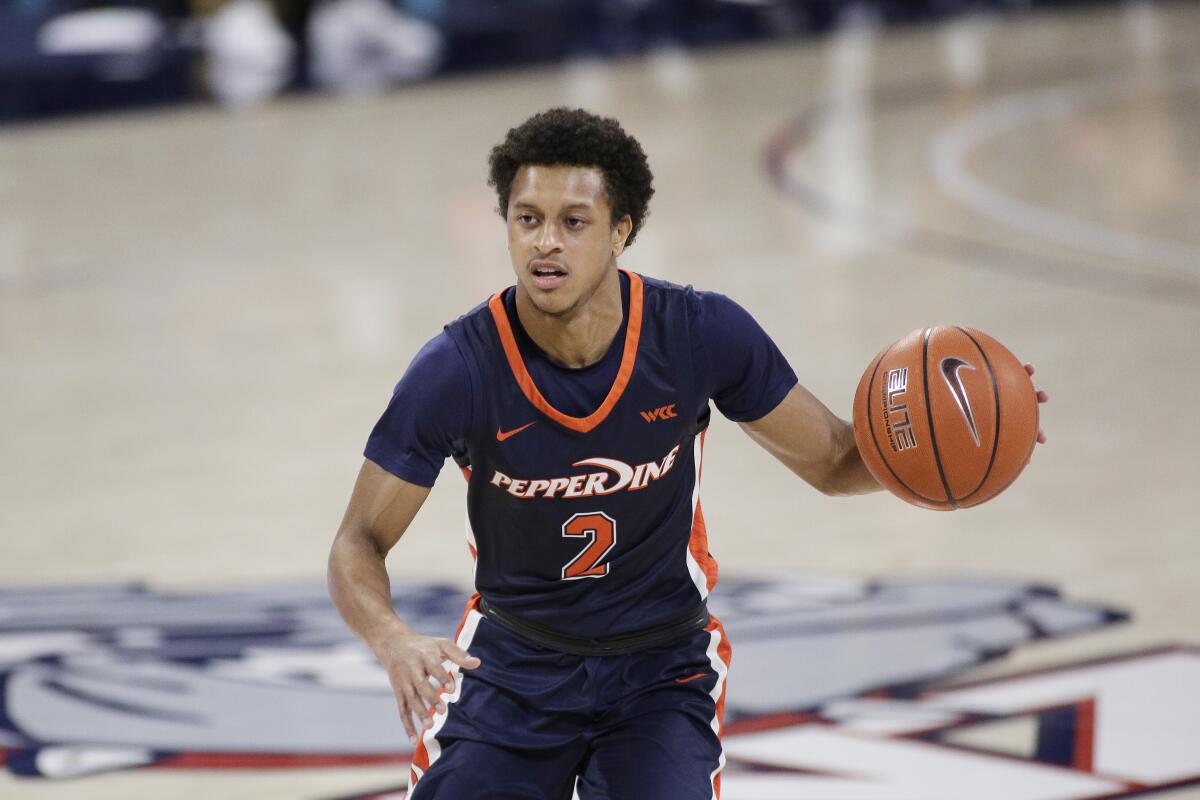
[487,108,654,247]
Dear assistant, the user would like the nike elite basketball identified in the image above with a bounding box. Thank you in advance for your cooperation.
[852,326,1039,510]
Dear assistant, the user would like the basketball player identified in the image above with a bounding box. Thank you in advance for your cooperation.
[328,108,1046,799]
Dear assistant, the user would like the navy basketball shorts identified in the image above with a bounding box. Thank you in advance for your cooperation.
[407,595,733,800]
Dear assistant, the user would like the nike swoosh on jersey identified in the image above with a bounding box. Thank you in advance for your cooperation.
[496,422,536,442]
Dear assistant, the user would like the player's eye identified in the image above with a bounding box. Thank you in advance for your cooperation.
[517,214,537,225]
[565,217,586,229]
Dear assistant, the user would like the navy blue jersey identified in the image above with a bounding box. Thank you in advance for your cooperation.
[366,271,797,638]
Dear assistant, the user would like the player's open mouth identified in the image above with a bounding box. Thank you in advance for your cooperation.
[531,263,567,290]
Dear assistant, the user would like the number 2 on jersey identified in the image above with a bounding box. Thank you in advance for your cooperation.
[561,512,616,580]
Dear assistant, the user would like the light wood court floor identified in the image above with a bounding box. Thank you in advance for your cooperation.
[1,2,1197,797]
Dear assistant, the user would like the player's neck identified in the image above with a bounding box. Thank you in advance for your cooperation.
[515,268,623,369]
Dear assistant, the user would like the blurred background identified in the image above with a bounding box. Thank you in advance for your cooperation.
[0,0,1165,119]
[2,0,1199,798]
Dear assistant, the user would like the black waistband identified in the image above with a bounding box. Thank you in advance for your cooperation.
[476,597,710,657]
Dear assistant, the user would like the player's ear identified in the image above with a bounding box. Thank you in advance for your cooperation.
[612,214,633,258]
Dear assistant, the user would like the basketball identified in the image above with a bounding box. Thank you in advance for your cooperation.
[852,327,1039,510]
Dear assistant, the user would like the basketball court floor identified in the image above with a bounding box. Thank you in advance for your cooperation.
[1,2,1198,797]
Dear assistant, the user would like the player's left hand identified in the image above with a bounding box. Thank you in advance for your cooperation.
[1024,363,1048,445]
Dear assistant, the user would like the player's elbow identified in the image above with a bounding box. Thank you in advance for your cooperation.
[807,428,866,497]
[812,475,860,497]
[810,477,838,496]
[806,468,849,497]
[331,523,386,563]
[328,524,384,584]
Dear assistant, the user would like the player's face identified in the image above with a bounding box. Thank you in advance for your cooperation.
[506,165,631,317]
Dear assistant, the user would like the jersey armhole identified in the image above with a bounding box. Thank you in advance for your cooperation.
[444,325,483,467]
[683,286,712,429]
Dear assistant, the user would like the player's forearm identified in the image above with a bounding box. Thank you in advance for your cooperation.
[329,462,433,650]
[740,385,881,496]
[328,529,415,653]
[820,421,883,497]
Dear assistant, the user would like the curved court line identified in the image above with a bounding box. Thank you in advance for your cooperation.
[929,77,1200,273]
[762,65,1200,309]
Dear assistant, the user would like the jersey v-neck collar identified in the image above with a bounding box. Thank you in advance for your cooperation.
[488,269,644,434]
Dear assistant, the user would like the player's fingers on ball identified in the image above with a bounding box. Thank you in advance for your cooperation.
[1037,429,1047,444]
[1024,363,1036,376]
[440,640,481,668]
[1036,389,1049,403]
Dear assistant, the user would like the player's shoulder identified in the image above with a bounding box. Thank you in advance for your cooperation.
[403,327,470,386]
[439,295,498,354]
[634,271,689,296]
[631,271,702,317]
[398,297,494,384]
[636,272,750,323]
[445,295,493,330]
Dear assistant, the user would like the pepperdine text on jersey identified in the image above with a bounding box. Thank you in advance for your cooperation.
[489,443,683,499]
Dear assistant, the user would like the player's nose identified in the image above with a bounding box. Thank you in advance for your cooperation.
[534,221,563,253]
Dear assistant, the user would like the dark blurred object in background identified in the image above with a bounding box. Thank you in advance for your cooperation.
[0,0,1121,122]
[0,0,195,119]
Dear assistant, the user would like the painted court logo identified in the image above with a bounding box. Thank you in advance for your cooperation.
[0,577,1194,800]
[716,645,1200,800]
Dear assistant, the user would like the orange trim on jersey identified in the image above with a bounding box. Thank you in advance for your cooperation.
[690,430,719,592]
[487,270,644,433]
[690,500,718,593]
[409,593,482,787]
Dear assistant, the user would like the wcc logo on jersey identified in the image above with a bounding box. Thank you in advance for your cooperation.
[0,578,1196,800]
[640,403,678,422]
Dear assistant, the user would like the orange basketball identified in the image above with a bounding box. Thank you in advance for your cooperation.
[852,326,1039,510]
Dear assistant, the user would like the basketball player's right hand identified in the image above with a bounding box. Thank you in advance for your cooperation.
[373,630,481,745]
[1025,363,1049,444]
